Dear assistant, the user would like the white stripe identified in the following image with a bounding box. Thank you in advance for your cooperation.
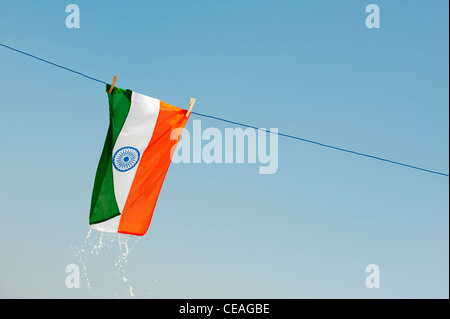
[90,216,121,233]
[113,92,160,212]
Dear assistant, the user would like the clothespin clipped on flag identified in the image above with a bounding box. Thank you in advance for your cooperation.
[108,75,194,117]
[108,75,117,94]
[186,97,196,117]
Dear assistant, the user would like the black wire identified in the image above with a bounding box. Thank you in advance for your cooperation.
[0,43,108,85]
[192,112,449,177]
[1,42,448,177]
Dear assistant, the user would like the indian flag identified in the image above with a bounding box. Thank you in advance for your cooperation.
[89,85,190,236]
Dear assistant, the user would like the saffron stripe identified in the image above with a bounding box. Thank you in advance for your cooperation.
[118,101,190,236]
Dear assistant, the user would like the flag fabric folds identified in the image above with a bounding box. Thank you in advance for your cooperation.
[89,85,190,236]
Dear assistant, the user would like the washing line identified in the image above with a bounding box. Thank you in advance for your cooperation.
[0,42,448,177]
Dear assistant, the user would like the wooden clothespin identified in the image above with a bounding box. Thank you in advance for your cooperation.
[186,97,196,117]
[108,75,117,94]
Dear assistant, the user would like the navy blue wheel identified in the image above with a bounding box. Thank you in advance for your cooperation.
[113,146,140,172]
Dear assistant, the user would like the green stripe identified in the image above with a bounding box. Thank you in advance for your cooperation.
[89,85,132,225]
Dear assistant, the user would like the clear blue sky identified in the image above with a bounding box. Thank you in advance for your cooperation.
[0,0,448,298]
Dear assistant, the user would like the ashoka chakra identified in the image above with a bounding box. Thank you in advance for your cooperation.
[113,147,140,172]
